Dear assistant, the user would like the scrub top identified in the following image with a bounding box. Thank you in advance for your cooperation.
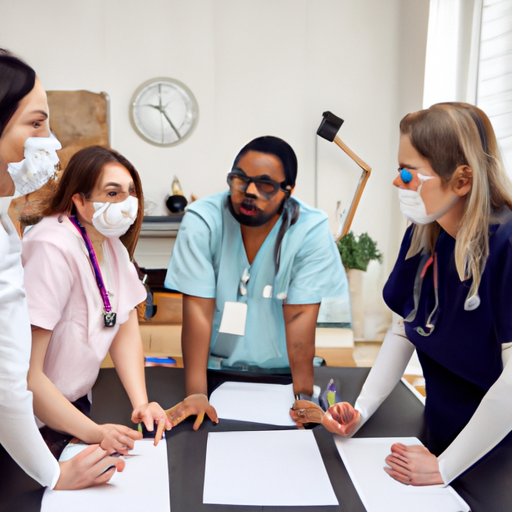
[165,191,348,370]
[383,209,512,453]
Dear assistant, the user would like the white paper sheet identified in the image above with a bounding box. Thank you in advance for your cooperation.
[209,381,296,426]
[203,429,338,506]
[335,437,470,512]
[41,439,171,512]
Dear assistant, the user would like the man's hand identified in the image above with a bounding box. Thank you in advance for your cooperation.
[322,402,360,436]
[384,443,444,486]
[165,394,219,431]
[98,424,142,455]
[290,399,324,426]
[131,402,172,432]
[55,444,125,490]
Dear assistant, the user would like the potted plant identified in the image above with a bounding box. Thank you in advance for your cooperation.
[336,231,382,340]
[336,231,382,271]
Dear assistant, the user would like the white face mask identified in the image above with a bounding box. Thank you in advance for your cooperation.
[92,195,138,238]
[7,134,62,197]
[398,173,458,225]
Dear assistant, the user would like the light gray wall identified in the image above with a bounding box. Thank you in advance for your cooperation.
[2,0,430,338]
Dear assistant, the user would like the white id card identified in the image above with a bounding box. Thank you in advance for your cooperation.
[218,301,247,336]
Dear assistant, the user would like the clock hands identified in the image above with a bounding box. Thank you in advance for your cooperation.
[140,104,182,141]
[159,83,181,141]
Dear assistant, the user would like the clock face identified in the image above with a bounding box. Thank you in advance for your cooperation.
[130,78,198,146]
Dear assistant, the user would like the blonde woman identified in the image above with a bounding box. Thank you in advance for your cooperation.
[292,102,512,489]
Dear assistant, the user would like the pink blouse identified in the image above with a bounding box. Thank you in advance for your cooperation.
[22,215,146,403]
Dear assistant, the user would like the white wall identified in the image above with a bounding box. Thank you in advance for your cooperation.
[1,0,430,339]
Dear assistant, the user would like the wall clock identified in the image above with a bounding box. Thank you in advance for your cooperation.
[130,77,198,147]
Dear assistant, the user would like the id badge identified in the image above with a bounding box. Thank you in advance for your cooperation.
[218,301,247,336]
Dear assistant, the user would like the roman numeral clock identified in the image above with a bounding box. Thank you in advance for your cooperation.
[130,77,198,146]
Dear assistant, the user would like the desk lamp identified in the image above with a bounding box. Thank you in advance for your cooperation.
[317,111,371,241]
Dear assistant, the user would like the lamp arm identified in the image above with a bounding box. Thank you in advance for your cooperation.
[333,135,371,241]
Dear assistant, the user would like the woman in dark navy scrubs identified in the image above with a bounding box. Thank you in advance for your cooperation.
[292,102,512,489]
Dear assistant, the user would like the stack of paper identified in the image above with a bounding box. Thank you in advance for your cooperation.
[335,437,470,512]
[203,429,338,506]
[41,439,171,512]
[209,381,296,426]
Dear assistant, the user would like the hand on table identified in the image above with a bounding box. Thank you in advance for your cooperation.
[55,444,125,490]
[98,423,142,455]
[290,400,360,436]
[384,443,444,486]
[322,402,360,435]
[290,399,324,426]
[165,394,219,431]
[131,402,173,432]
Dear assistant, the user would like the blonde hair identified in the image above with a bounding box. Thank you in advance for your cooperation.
[400,102,512,298]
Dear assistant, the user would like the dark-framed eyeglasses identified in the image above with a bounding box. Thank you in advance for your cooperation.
[227,168,290,199]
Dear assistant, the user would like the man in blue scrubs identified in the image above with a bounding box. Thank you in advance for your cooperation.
[165,136,347,426]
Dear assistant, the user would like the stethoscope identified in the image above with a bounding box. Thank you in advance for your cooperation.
[400,169,480,336]
[404,252,480,337]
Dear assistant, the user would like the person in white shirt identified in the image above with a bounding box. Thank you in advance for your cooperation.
[0,48,124,489]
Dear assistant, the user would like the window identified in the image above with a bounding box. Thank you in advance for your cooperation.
[477,0,512,173]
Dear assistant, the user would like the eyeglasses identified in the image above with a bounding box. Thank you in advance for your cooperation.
[227,168,289,199]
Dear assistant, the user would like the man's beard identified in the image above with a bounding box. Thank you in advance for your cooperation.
[228,195,285,227]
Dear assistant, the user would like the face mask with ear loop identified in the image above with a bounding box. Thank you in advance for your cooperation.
[92,195,138,238]
[398,169,480,323]
[398,171,459,225]
[7,134,62,197]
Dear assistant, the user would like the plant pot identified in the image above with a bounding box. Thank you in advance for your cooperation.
[345,268,364,341]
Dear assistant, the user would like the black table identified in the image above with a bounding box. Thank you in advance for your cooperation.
[1,367,511,512]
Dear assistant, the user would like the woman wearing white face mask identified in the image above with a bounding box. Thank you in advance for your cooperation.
[0,49,126,490]
[292,103,512,498]
[23,145,171,457]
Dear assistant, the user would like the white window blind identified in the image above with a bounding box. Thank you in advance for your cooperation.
[477,0,512,173]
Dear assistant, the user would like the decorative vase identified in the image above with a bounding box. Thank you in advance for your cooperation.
[346,268,364,341]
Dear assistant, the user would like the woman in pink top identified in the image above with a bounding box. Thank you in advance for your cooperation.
[24,145,171,455]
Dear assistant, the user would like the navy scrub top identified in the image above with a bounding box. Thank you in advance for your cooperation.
[383,210,512,454]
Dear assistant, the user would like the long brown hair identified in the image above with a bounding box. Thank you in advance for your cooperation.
[45,145,144,258]
[400,102,512,297]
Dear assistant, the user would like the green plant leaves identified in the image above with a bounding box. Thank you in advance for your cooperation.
[336,231,382,271]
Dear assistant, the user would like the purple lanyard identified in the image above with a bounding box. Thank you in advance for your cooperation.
[69,216,117,327]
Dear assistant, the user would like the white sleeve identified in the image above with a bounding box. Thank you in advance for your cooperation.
[438,342,512,484]
[352,318,415,435]
[0,214,60,488]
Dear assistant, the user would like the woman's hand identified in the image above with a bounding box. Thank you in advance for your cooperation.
[165,394,219,431]
[322,402,361,436]
[384,443,444,486]
[131,402,173,432]
[98,424,142,455]
[55,444,125,490]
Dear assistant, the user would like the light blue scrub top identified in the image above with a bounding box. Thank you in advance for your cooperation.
[165,191,348,370]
